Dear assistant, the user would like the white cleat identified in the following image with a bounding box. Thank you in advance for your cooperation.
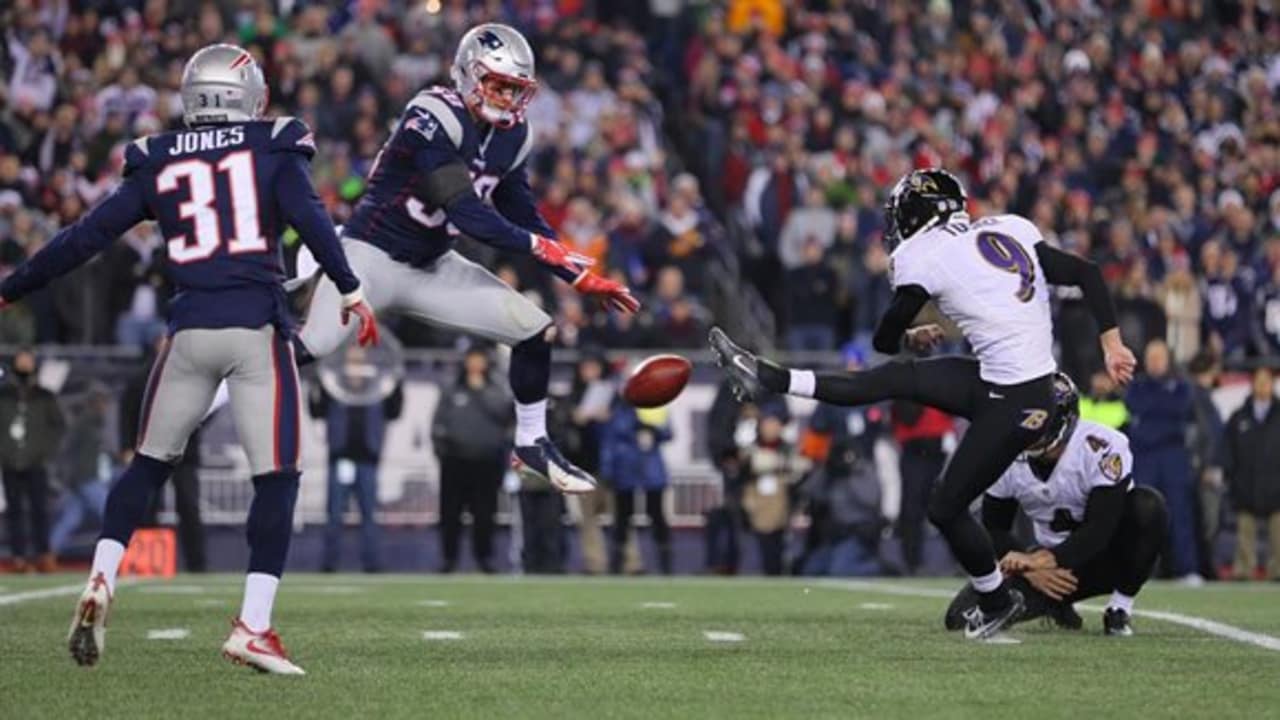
[512,437,597,495]
[68,572,112,667]
[221,619,306,675]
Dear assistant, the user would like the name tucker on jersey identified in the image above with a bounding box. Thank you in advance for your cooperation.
[169,126,246,155]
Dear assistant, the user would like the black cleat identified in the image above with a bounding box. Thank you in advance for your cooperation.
[944,583,979,631]
[962,589,1025,640]
[708,327,762,401]
[1103,607,1133,637]
[1048,602,1084,630]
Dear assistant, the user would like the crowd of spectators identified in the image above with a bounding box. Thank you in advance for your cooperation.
[3,1,1280,364]
[2,1,1280,577]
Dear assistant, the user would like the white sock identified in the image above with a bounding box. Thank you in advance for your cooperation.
[89,539,126,595]
[515,399,547,446]
[788,369,816,398]
[239,572,280,634]
[1108,591,1135,614]
[971,568,1004,593]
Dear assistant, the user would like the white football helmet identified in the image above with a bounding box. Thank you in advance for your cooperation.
[450,23,537,129]
[180,44,268,126]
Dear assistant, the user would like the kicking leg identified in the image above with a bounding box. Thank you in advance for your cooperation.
[708,327,980,418]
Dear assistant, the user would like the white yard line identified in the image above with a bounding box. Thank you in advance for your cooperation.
[146,628,190,640]
[0,580,139,607]
[819,579,1280,652]
[422,630,464,640]
[703,630,746,643]
[641,602,677,609]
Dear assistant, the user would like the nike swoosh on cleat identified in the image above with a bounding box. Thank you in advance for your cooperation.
[988,391,1004,399]
[245,639,279,657]
[732,355,754,376]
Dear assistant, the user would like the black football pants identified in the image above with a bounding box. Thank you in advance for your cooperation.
[811,356,1054,578]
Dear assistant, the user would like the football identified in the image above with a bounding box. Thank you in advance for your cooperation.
[622,354,692,408]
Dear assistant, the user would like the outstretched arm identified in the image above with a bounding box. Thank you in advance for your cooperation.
[1035,242,1134,384]
[276,153,378,347]
[1,178,149,303]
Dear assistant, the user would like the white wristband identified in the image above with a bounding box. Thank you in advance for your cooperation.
[341,286,365,308]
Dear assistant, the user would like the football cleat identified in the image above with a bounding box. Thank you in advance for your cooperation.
[708,327,762,401]
[67,572,112,667]
[1103,607,1134,637]
[221,619,306,675]
[962,589,1025,641]
[512,437,596,494]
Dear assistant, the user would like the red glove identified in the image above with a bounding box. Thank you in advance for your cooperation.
[340,288,380,347]
[572,271,641,314]
[531,233,594,273]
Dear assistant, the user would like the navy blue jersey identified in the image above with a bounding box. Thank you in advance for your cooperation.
[0,118,360,332]
[345,86,555,268]
[1254,279,1280,354]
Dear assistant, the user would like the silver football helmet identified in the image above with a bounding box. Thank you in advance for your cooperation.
[450,23,537,129]
[180,44,268,126]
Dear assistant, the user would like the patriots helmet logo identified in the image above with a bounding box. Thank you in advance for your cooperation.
[477,30,505,50]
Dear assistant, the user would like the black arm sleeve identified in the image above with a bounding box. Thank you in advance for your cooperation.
[980,494,1022,557]
[872,284,930,354]
[1034,242,1117,333]
[1050,482,1128,570]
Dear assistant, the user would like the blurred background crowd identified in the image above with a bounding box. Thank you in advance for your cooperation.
[0,0,1278,582]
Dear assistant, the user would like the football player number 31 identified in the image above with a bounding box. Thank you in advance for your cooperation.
[975,232,1035,302]
[156,151,267,264]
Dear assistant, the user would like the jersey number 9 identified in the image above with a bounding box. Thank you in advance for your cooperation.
[975,232,1035,302]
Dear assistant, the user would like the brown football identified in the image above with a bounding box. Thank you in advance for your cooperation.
[622,354,692,408]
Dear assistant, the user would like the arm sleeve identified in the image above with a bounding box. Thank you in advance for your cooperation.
[1035,242,1117,333]
[1050,483,1128,569]
[872,284,931,354]
[275,153,360,296]
[492,164,555,237]
[0,179,149,302]
[980,494,1022,557]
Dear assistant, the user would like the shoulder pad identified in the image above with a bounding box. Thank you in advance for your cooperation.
[122,137,153,177]
[268,117,317,158]
[512,121,535,169]
[405,91,466,149]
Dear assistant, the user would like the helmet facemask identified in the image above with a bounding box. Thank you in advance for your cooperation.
[466,63,537,129]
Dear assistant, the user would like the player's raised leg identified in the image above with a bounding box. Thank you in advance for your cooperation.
[70,333,221,667]
[218,326,306,674]
[391,250,597,493]
[294,240,392,365]
[708,326,979,417]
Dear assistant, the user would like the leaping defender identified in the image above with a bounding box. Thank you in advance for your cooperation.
[711,168,1137,640]
[0,44,378,674]
[942,373,1168,637]
[295,23,639,494]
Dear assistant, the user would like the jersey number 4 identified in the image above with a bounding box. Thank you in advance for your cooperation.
[156,151,266,264]
[975,232,1035,302]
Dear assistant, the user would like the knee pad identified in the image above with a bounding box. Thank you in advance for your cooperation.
[1128,485,1169,536]
[925,485,962,529]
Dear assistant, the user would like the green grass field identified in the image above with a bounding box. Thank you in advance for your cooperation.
[2,574,1279,719]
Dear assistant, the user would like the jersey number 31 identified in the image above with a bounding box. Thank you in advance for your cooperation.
[156,151,266,264]
[975,231,1036,302]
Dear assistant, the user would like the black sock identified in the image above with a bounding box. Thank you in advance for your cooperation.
[977,583,1012,614]
[757,359,788,393]
[247,471,301,577]
[509,332,551,404]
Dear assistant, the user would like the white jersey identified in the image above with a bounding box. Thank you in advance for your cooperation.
[987,420,1134,548]
[890,213,1056,385]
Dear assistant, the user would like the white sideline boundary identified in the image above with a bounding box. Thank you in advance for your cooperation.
[820,580,1280,653]
[0,578,142,607]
